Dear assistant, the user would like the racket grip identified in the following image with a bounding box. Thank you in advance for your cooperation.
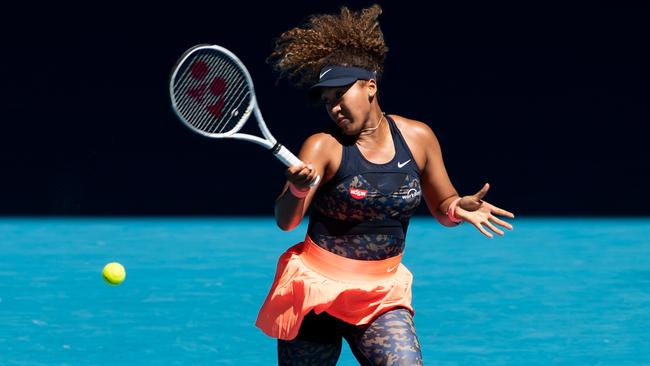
[273,144,302,167]
[273,144,321,188]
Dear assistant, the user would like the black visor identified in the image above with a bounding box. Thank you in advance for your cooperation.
[308,65,376,100]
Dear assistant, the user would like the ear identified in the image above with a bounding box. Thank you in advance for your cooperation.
[366,79,378,99]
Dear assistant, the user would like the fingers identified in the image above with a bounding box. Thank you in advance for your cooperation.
[285,163,307,176]
[470,220,504,239]
[484,220,505,236]
[471,221,494,238]
[285,163,317,188]
[489,215,514,231]
[304,166,319,186]
[459,196,483,211]
[464,207,512,238]
[475,183,490,200]
[480,199,515,220]
[491,204,515,219]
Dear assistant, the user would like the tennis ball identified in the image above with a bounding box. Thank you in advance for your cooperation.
[102,262,126,285]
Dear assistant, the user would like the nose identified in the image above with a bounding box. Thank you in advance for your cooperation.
[328,101,341,115]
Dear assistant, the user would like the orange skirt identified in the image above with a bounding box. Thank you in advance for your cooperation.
[255,236,414,340]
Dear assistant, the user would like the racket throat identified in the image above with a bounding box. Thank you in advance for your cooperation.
[270,141,283,155]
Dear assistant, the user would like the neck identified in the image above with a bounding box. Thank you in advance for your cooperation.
[355,112,388,147]
[359,112,386,136]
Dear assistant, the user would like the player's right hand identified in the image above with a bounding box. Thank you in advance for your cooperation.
[285,163,317,190]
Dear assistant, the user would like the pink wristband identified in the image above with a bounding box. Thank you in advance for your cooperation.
[288,182,310,199]
[446,197,463,224]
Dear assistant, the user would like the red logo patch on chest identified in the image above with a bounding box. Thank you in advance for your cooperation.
[349,187,368,200]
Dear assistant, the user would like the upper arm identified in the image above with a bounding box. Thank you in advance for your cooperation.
[288,132,339,214]
[416,124,459,215]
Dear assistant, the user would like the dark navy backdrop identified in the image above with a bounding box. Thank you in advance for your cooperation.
[2,2,648,215]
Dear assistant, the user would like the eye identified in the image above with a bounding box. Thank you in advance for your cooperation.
[321,97,333,107]
[320,88,346,106]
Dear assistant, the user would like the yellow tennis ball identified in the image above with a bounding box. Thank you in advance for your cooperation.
[102,262,126,285]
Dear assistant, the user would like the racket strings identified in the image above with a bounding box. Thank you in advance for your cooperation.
[173,50,253,135]
[175,55,226,130]
[174,55,223,125]
[195,56,245,133]
[178,54,243,133]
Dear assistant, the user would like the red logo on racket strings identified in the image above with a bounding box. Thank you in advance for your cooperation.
[349,187,368,200]
[186,60,227,119]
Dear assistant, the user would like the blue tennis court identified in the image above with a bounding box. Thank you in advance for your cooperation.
[1,217,649,365]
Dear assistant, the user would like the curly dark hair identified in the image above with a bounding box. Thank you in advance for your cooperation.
[267,4,388,87]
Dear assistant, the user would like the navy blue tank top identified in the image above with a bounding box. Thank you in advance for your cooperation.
[308,115,422,260]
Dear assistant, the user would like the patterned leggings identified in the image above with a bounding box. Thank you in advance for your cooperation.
[277,307,422,365]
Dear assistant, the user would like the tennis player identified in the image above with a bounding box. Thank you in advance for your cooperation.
[256,5,515,365]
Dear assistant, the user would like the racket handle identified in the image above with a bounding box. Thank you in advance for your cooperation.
[273,144,321,188]
[273,144,302,167]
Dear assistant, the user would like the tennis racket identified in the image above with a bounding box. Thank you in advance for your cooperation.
[169,44,320,186]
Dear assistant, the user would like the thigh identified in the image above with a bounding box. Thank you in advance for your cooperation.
[277,311,343,366]
[344,307,423,366]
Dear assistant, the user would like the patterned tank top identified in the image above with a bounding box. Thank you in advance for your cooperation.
[308,115,422,260]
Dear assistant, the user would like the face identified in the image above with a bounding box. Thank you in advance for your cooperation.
[320,80,376,135]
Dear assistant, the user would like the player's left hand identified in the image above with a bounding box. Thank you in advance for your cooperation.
[455,183,515,238]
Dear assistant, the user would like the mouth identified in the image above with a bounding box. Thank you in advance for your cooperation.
[336,117,349,125]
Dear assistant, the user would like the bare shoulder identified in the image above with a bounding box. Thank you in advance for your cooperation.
[299,130,342,182]
[389,114,438,147]
[301,131,341,153]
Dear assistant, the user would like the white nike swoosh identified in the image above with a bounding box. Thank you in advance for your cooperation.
[397,159,411,168]
[319,68,333,79]
[387,264,399,272]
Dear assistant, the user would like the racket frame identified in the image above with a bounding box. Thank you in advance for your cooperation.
[170,44,317,181]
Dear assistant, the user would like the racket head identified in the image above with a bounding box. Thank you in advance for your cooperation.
[170,45,257,138]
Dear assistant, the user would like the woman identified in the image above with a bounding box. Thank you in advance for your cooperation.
[256,5,515,365]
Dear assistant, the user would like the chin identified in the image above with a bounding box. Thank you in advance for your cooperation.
[339,125,360,136]
[335,121,357,135]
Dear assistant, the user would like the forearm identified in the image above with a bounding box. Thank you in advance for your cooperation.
[433,195,462,227]
[274,187,307,231]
